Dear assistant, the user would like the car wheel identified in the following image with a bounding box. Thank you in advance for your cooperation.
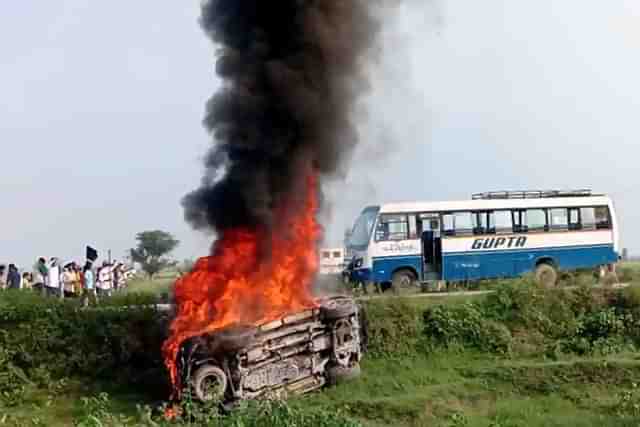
[392,269,417,294]
[191,364,227,402]
[321,297,358,320]
[535,263,558,288]
[327,364,361,386]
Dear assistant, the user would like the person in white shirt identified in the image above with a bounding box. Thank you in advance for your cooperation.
[97,262,113,297]
[47,258,61,298]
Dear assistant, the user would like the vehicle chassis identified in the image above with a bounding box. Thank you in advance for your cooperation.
[177,296,366,405]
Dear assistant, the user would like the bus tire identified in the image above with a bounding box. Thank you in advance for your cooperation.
[392,269,417,294]
[535,263,558,288]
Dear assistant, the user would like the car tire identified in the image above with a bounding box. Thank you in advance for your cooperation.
[392,269,417,294]
[321,297,358,320]
[327,363,361,386]
[191,364,227,402]
[535,263,558,288]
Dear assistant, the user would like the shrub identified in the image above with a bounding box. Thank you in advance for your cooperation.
[0,290,169,402]
[617,267,637,284]
[363,299,422,358]
[71,393,362,427]
[613,286,640,311]
[421,279,640,357]
[423,303,511,354]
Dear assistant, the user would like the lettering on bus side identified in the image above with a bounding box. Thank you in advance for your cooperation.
[471,236,527,250]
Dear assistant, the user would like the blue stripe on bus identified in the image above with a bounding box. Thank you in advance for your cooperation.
[443,245,617,281]
[371,255,422,283]
[370,245,618,283]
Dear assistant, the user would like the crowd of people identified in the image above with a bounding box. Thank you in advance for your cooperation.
[0,257,135,303]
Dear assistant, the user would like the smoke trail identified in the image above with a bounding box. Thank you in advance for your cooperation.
[183,0,389,235]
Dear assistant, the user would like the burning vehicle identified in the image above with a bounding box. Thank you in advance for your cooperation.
[176,296,366,405]
[163,0,393,408]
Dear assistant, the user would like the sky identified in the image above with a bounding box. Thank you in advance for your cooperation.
[2,1,640,268]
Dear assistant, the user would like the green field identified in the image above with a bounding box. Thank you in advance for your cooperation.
[4,269,640,426]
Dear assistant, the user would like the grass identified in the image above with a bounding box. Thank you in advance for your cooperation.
[123,270,177,296]
[296,353,640,426]
[7,353,640,426]
[8,277,640,426]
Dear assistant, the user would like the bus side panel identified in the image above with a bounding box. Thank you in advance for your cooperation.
[371,255,422,283]
[551,245,618,270]
[443,244,617,282]
[442,253,522,281]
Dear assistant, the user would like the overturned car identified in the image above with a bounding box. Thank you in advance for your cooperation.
[177,296,367,405]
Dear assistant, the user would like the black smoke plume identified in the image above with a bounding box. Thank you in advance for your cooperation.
[183,0,388,233]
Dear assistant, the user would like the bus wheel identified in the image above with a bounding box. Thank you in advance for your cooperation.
[392,269,417,294]
[535,263,558,288]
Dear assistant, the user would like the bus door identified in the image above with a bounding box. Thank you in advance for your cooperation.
[419,214,442,280]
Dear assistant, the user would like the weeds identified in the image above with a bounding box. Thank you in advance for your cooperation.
[422,280,640,358]
[614,383,640,418]
[69,392,361,427]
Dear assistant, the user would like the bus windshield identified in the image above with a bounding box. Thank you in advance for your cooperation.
[349,207,379,250]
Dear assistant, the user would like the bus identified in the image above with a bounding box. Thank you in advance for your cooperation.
[345,190,620,290]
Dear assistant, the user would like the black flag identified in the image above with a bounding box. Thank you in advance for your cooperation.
[86,246,98,262]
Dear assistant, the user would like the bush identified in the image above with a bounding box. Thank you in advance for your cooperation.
[0,290,169,403]
[423,303,511,354]
[71,393,362,427]
[617,267,636,284]
[362,299,423,358]
[421,280,640,357]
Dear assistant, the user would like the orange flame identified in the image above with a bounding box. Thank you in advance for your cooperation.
[162,172,322,393]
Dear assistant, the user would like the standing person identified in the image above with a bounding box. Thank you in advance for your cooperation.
[116,263,127,290]
[112,262,121,292]
[72,263,81,296]
[34,257,48,296]
[62,265,74,298]
[0,265,6,290]
[82,262,96,307]
[21,272,32,290]
[97,262,112,297]
[47,258,61,298]
[7,264,20,290]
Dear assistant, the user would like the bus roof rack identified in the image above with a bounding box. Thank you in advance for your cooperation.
[472,189,594,200]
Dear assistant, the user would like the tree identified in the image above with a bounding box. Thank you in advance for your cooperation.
[130,230,180,280]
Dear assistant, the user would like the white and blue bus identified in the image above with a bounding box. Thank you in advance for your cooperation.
[345,190,620,289]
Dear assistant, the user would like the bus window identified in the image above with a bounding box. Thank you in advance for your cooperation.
[494,211,513,234]
[454,212,474,236]
[581,207,596,230]
[350,208,378,248]
[569,208,580,230]
[526,209,547,232]
[595,206,611,229]
[513,210,525,233]
[549,208,568,231]
[376,214,409,241]
[332,251,342,258]
[322,251,331,259]
[442,214,455,236]
[473,212,496,235]
[442,212,473,236]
